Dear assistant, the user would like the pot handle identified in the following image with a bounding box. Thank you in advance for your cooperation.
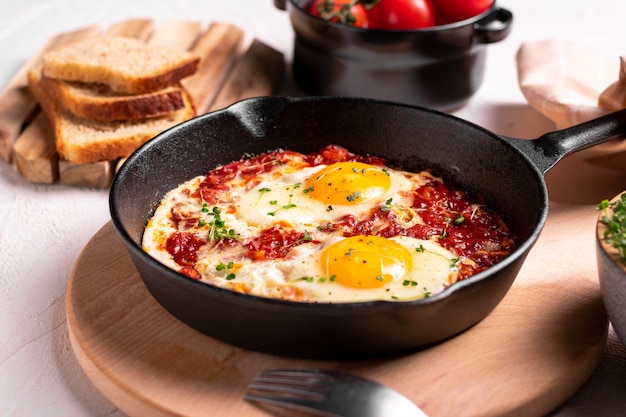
[274,0,287,10]
[473,7,513,44]
[504,108,626,174]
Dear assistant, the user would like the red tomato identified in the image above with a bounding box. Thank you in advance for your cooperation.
[308,0,370,28]
[432,0,494,23]
[366,0,436,30]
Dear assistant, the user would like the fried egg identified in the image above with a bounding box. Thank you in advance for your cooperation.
[279,235,457,301]
[236,161,413,228]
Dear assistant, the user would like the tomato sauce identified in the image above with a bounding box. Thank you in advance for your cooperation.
[166,145,515,282]
[165,232,205,267]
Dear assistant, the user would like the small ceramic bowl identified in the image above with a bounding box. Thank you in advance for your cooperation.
[274,0,513,110]
[596,191,626,345]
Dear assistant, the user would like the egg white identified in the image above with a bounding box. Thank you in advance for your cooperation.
[235,164,413,229]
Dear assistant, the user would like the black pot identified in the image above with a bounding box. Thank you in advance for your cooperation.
[110,96,626,358]
[275,0,513,110]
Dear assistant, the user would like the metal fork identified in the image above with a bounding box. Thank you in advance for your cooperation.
[244,369,429,417]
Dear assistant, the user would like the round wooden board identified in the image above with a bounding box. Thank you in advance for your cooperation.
[67,212,607,417]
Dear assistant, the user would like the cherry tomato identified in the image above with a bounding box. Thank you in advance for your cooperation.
[432,0,494,23]
[366,0,436,30]
[308,0,370,28]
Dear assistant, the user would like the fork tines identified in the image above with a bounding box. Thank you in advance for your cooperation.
[245,369,333,403]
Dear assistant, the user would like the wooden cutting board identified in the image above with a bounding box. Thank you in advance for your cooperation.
[0,19,285,188]
[66,186,609,417]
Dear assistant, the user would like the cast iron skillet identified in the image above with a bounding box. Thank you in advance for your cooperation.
[109,96,626,358]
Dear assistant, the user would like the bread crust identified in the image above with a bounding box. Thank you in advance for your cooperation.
[40,76,187,121]
[28,67,196,164]
[42,35,200,94]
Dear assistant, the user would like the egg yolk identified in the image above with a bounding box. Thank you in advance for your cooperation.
[304,162,391,205]
[320,236,413,289]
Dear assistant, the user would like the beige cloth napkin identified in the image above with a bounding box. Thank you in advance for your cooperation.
[516,39,626,162]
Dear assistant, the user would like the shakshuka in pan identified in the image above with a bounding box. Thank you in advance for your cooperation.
[143,145,516,303]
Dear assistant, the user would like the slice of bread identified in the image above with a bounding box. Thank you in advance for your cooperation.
[40,75,187,121]
[41,35,200,95]
[28,66,195,164]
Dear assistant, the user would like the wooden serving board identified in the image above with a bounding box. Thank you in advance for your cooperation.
[0,19,285,188]
[67,193,609,417]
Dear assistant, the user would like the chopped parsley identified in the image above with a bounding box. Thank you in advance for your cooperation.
[380,198,393,212]
[294,275,336,284]
[346,191,361,202]
[318,222,336,231]
[216,261,236,280]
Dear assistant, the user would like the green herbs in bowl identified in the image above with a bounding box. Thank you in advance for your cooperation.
[596,191,626,346]
[598,193,626,265]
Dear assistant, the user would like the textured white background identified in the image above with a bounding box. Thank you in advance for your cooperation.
[1,0,626,416]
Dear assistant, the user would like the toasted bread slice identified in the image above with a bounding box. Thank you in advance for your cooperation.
[42,35,200,94]
[28,66,195,164]
[40,75,187,121]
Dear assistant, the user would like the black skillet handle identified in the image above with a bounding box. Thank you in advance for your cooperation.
[274,0,287,10]
[504,107,626,175]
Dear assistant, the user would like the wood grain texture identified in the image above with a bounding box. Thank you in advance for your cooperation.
[209,39,285,112]
[66,199,608,417]
[12,113,59,183]
[58,159,115,188]
[182,22,245,114]
[148,20,203,50]
[7,25,102,182]
[0,25,101,163]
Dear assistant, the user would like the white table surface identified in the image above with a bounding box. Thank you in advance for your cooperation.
[2,0,626,416]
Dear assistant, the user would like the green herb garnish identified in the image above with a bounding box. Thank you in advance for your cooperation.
[380,198,393,212]
[203,206,237,241]
[598,194,626,264]
[216,261,236,280]
[346,191,361,202]
[267,186,299,216]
